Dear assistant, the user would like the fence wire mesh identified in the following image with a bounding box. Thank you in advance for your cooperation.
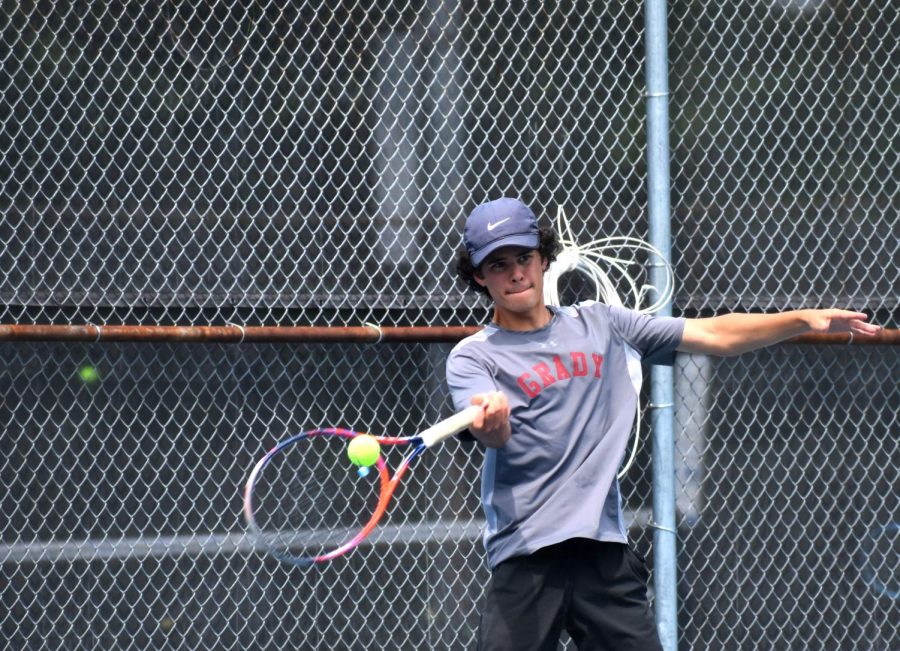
[1,1,897,650]
[1,342,489,650]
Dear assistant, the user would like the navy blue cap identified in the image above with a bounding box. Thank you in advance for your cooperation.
[464,198,540,267]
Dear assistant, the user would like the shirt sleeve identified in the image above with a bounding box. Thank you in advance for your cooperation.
[446,343,496,411]
[604,304,685,366]
[445,342,496,442]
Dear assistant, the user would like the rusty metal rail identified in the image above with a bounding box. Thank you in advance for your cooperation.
[0,324,896,345]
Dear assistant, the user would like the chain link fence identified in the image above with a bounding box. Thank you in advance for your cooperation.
[667,1,898,647]
[1,1,897,650]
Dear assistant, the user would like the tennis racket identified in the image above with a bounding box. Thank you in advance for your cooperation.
[242,406,479,567]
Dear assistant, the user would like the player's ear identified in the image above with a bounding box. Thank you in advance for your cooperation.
[541,255,549,271]
[473,269,487,288]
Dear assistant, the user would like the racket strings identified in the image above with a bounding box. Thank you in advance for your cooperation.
[250,434,383,562]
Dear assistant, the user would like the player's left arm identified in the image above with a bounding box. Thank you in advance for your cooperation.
[677,309,882,357]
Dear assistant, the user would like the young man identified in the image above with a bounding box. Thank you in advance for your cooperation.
[446,198,881,651]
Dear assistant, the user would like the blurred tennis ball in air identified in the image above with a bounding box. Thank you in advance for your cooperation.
[77,364,100,385]
[347,434,380,468]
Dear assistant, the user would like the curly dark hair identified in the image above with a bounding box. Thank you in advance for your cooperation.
[455,226,562,297]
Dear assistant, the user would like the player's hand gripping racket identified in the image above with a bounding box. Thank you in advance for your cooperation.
[243,406,479,567]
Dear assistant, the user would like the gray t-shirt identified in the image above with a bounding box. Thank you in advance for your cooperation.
[446,302,685,568]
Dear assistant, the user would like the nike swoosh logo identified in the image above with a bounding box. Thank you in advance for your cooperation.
[487,218,511,231]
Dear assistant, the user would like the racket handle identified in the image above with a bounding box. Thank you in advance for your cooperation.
[419,406,480,448]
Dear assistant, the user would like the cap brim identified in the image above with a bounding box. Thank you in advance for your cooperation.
[471,234,540,267]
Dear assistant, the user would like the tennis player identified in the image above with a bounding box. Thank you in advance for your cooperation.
[446,197,881,651]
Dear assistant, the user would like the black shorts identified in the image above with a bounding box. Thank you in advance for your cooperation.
[476,539,663,651]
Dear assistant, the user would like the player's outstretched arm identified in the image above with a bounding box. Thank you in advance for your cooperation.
[678,309,882,357]
[468,391,512,448]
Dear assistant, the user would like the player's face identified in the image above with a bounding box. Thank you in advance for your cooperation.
[475,247,548,323]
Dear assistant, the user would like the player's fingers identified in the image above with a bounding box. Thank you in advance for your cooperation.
[824,314,880,335]
[484,392,509,431]
[492,391,510,422]
[812,310,867,333]
[468,392,510,433]
[850,319,882,336]
[469,393,494,431]
[470,405,485,431]
[482,393,499,430]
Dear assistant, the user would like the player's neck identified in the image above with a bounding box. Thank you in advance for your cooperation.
[491,304,552,332]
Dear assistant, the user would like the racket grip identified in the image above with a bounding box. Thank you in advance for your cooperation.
[419,406,480,448]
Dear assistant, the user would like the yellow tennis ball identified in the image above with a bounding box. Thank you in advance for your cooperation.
[77,365,100,384]
[347,435,380,467]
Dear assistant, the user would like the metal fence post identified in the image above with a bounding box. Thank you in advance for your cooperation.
[643,0,678,648]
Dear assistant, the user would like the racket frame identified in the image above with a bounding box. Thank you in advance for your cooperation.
[243,406,479,567]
